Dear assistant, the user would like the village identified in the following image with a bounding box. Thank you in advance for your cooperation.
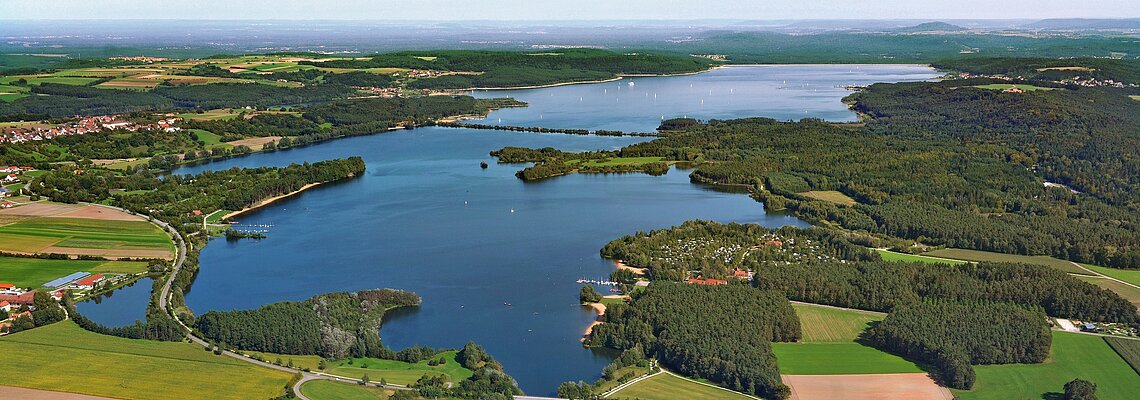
[0,115,182,144]
[0,271,140,334]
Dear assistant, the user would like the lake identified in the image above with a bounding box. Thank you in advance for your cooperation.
[81,65,937,395]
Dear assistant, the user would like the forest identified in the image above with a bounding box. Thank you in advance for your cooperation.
[755,260,1138,324]
[593,79,1140,269]
[302,49,716,89]
[491,146,670,180]
[588,282,800,399]
[193,289,420,359]
[863,301,1052,390]
[599,220,877,280]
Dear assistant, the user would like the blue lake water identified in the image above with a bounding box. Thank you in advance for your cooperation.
[75,278,152,327]
[80,65,938,395]
[471,64,939,132]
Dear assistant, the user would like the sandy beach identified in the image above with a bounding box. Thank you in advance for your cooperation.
[221,182,323,220]
[614,259,646,275]
[582,302,607,342]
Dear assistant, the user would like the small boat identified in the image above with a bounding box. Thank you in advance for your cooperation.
[504,302,513,307]
[628,81,635,86]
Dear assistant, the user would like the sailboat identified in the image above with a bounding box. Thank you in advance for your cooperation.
[628,81,635,86]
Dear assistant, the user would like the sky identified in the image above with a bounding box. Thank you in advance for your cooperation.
[2,0,1138,20]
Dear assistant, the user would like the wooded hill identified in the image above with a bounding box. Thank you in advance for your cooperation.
[589,282,800,399]
[194,289,420,359]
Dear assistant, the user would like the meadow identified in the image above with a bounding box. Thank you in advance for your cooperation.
[326,351,474,385]
[792,303,882,342]
[1076,276,1140,306]
[874,249,968,265]
[797,190,856,206]
[1103,337,1140,375]
[924,248,1089,274]
[953,332,1140,400]
[0,321,292,400]
[609,372,755,400]
[1083,264,1140,287]
[300,380,393,400]
[972,83,1055,91]
[0,256,148,287]
[772,342,924,375]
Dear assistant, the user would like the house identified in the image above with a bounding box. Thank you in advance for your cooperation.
[732,269,754,280]
[1,202,12,209]
[2,174,17,183]
[0,291,36,306]
[684,277,728,285]
[0,187,12,197]
[0,283,15,291]
[72,274,105,290]
[1081,322,1100,332]
[192,210,203,216]
[0,301,10,313]
[764,240,783,247]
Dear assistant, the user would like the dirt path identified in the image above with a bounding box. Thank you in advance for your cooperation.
[0,385,119,400]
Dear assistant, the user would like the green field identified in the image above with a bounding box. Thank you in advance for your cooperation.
[177,109,245,121]
[772,342,924,375]
[0,256,148,287]
[797,190,856,206]
[0,75,100,86]
[875,249,968,265]
[326,351,473,385]
[1104,337,1140,375]
[792,303,883,342]
[0,321,292,400]
[1128,95,1139,101]
[954,332,1140,400]
[1083,264,1140,287]
[594,365,651,393]
[973,83,1055,91]
[609,372,754,400]
[0,216,173,256]
[300,380,392,400]
[924,248,1089,274]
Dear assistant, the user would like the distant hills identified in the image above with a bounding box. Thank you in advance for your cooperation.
[1022,18,1140,30]
[892,22,967,33]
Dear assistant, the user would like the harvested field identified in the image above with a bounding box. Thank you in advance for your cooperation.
[0,202,83,217]
[923,248,1090,275]
[52,205,146,221]
[798,190,856,206]
[228,136,282,150]
[0,211,173,259]
[783,373,952,400]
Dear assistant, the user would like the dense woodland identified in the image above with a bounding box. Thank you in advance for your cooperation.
[600,221,877,280]
[491,146,670,180]
[194,289,420,359]
[303,49,715,89]
[864,302,1052,389]
[590,76,1140,268]
[755,260,1138,323]
[589,283,800,399]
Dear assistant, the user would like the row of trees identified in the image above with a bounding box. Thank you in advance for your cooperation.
[864,301,1052,389]
[589,282,799,399]
[755,260,1138,324]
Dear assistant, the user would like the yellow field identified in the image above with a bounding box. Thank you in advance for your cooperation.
[0,321,293,400]
[609,372,754,400]
[792,303,883,342]
[797,190,856,206]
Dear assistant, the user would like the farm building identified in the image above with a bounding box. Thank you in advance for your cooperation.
[0,291,36,306]
[43,272,91,289]
[72,274,106,290]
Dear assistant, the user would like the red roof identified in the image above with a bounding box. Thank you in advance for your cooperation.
[733,269,751,277]
[0,301,9,308]
[0,292,35,305]
[0,283,14,289]
[685,277,728,285]
[74,274,105,286]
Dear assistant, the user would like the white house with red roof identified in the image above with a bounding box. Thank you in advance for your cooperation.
[72,274,105,290]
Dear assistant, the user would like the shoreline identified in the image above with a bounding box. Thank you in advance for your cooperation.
[581,302,607,342]
[614,259,646,275]
[221,182,323,221]
[468,65,724,91]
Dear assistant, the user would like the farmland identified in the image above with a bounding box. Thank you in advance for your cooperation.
[874,249,968,265]
[1076,276,1140,307]
[1083,264,1140,287]
[923,248,1089,274]
[0,256,147,287]
[772,342,924,375]
[300,380,392,400]
[326,350,474,386]
[0,321,293,400]
[953,332,1140,400]
[0,204,174,260]
[792,302,882,342]
[0,216,173,259]
[972,83,1055,91]
[1104,337,1140,375]
[608,372,755,400]
[797,190,856,206]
